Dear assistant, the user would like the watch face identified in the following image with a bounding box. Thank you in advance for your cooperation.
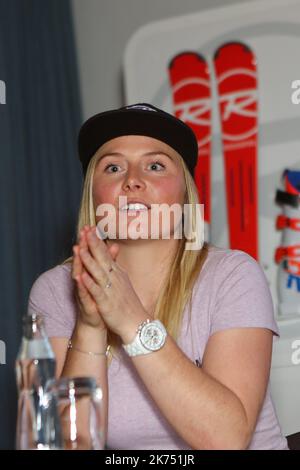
[139,321,166,351]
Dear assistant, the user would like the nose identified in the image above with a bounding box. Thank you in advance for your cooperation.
[122,166,146,191]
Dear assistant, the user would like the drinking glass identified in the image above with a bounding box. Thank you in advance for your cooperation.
[46,377,105,450]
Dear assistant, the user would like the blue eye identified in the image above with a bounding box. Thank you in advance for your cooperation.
[104,164,120,173]
[103,161,166,173]
[149,161,165,171]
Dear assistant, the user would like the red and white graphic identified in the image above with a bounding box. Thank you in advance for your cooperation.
[214,41,259,260]
[168,52,212,241]
[275,170,300,315]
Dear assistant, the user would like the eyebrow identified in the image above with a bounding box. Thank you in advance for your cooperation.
[97,151,174,163]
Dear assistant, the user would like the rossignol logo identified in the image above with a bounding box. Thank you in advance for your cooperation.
[0,340,6,365]
[0,80,6,104]
[217,68,258,146]
[172,77,211,152]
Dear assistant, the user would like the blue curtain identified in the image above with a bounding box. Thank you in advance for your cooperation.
[0,0,83,448]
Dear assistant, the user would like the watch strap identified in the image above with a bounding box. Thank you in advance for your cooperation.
[122,319,166,357]
[122,332,153,357]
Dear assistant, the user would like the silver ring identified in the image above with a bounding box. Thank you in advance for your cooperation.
[105,280,112,289]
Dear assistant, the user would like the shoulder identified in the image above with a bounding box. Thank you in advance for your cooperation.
[195,244,279,336]
[28,262,76,337]
[201,243,271,301]
[205,243,257,263]
[197,243,261,284]
[30,262,73,294]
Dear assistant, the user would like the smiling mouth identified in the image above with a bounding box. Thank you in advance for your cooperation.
[120,208,151,214]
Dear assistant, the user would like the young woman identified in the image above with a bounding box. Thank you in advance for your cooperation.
[28,103,288,450]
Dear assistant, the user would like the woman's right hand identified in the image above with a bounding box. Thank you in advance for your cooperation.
[72,226,106,330]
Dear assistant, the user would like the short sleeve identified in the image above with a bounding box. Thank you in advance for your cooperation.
[27,264,76,338]
[210,250,279,337]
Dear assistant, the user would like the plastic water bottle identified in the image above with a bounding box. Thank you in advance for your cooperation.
[15,313,62,449]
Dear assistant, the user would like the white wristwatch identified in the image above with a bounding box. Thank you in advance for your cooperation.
[122,319,167,357]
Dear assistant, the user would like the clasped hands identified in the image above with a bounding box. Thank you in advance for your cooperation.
[72,225,149,344]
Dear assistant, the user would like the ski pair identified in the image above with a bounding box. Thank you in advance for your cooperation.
[168,42,259,260]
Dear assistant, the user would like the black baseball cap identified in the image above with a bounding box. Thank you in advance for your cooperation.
[78,103,198,177]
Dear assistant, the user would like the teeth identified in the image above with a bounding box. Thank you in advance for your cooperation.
[121,203,149,211]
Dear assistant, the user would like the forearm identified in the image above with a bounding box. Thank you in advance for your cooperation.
[61,322,109,442]
[129,334,249,450]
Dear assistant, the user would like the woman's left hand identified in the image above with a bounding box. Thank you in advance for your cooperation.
[76,225,149,344]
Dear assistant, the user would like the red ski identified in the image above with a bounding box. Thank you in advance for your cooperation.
[214,42,259,260]
[168,52,212,241]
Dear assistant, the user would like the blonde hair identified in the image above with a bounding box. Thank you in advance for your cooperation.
[63,147,209,365]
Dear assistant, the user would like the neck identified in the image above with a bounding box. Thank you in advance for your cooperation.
[106,237,180,310]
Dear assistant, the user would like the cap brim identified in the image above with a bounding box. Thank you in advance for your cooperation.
[78,107,198,176]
